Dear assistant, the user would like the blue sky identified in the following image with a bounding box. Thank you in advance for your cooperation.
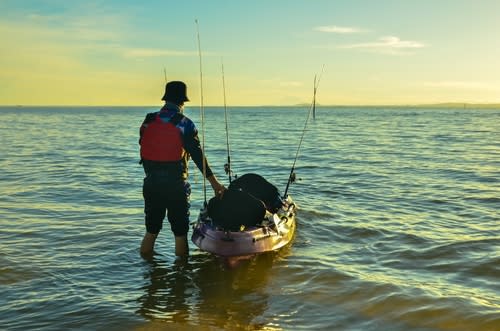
[1,0,499,105]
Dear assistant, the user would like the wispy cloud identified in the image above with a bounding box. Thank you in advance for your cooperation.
[279,81,303,87]
[123,48,197,58]
[2,16,197,60]
[314,25,367,34]
[23,11,124,42]
[423,81,500,91]
[338,36,426,55]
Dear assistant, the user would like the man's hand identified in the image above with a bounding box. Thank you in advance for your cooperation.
[207,175,226,199]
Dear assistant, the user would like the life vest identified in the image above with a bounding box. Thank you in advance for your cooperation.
[140,113,184,162]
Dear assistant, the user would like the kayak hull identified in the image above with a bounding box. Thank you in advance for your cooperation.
[191,197,297,257]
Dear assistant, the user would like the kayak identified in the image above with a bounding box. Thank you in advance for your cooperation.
[191,195,297,257]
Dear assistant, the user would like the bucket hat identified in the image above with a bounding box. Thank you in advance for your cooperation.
[161,81,190,103]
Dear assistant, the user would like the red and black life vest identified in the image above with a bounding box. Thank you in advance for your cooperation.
[140,113,184,162]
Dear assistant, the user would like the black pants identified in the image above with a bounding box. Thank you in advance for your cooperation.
[142,173,191,236]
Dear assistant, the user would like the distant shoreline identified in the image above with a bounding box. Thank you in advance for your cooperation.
[289,103,500,109]
[2,103,500,109]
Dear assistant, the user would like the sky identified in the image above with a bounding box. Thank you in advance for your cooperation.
[1,0,500,106]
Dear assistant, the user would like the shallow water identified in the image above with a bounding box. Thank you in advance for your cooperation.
[0,105,499,330]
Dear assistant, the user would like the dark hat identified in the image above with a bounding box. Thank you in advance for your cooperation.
[161,81,190,103]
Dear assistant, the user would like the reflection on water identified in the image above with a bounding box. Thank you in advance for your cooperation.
[137,245,293,330]
[1,106,499,331]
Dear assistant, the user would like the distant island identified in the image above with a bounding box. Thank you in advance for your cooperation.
[409,103,500,109]
[289,103,500,109]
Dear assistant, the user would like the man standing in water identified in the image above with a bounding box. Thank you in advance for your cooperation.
[139,81,225,258]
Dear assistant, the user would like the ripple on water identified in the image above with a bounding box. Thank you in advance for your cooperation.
[1,106,499,330]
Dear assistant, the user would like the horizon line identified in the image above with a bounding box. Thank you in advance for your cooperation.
[2,102,500,108]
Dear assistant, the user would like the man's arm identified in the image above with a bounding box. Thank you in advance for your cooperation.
[182,120,225,196]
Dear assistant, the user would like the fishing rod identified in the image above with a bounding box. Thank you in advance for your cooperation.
[221,59,234,183]
[314,65,324,118]
[195,19,208,205]
[283,67,324,199]
[312,76,317,120]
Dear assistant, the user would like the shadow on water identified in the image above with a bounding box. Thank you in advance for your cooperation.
[135,245,294,330]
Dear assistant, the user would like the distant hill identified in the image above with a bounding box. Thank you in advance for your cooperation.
[290,102,500,109]
[411,103,500,109]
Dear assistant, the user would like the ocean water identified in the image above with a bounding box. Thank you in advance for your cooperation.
[0,105,498,331]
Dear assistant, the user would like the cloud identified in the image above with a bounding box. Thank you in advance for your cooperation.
[1,13,197,62]
[279,81,303,87]
[22,11,124,43]
[423,81,500,91]
[123,48,197,58]
[339,36,426,54]
[314,25,366,34]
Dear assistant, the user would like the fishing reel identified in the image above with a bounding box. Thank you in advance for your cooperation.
[224,163,237,181]
[289,172,303,186]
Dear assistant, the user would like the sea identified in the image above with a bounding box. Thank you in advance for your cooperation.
[0,105,498,331]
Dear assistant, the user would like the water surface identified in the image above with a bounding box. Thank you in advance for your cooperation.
[0,106,499,330]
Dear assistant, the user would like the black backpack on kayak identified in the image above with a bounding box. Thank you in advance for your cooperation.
[207,173,283,231]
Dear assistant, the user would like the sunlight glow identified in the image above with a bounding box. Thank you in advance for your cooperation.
[1,1,500,106]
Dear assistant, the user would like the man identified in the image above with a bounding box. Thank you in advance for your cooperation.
[139,81,225,258]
